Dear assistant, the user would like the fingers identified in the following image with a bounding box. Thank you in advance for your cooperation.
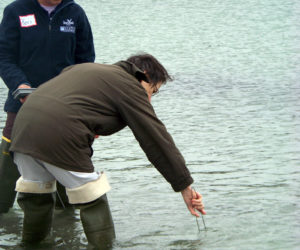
[193,190,200,199]
[18,84,31,89]
[189,206,200,217]
[189,205,206,217]
[200,209,207,215]
[190,206,206,217]
[191,191,206,215]
[20,96,28,103]
[192,199,204,210]
[192,192,203,207]
[181,186,206,217]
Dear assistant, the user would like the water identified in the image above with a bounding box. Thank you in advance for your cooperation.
[0,0,299,249]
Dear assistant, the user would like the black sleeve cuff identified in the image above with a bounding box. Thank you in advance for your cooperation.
[171,176,194,192]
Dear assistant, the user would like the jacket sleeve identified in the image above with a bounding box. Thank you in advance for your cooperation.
[116,87,193,192]
[0,6,31,91]
[74,8,95,63]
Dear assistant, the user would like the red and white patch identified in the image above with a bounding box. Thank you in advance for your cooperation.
[19,14,37,28]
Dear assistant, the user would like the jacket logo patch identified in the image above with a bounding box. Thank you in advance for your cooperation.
[19,14,37,28]
[60,19,75,33]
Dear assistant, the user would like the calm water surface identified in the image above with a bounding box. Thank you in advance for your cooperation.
[0,0,299,249]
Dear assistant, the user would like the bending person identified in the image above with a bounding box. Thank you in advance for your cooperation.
[10,53,205,249]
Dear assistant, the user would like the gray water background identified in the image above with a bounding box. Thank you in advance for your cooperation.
[0,0,299,249]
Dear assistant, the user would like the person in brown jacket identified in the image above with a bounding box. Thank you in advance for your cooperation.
[10,53,205,249]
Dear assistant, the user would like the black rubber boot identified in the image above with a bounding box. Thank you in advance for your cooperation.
[80,195,115,250]
[17,192,55,243]
[0,139,20,213]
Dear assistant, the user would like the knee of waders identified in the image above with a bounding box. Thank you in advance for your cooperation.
[66,172,111,205]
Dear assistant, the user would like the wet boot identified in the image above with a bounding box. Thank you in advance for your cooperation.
[80,195,115,250]
[17,192,55,243]
[0,138,20,213]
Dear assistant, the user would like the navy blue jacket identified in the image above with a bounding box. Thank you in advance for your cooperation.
[0,0,95,112]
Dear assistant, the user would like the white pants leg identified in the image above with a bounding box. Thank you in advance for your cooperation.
[14,152,100,189]
[13,152,110,204]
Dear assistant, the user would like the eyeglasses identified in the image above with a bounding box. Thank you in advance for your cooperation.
[152,86,159,96]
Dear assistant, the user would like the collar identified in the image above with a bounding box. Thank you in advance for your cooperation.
[34,0,74,11]
[114,61,149,83]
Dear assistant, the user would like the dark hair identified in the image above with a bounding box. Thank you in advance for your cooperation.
[126,53,173,87]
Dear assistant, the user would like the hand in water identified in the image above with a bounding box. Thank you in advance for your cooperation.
[181,185,206,217]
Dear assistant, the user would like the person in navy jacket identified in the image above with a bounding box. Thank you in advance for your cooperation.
[0,0,95,213]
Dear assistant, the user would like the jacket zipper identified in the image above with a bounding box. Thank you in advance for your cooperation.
[48,2,73,30]
[45,2,73,73]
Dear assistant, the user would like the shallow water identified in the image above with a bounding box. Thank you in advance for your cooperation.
[0,0,299,249]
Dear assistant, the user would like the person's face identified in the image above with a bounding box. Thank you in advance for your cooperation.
[141,81,162,102]
[38,0,62,6]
